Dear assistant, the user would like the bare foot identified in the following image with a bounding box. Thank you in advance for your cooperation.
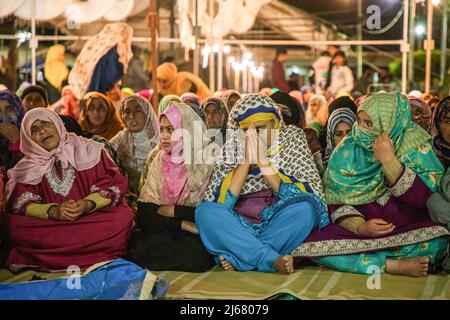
[386,256,430,277]
[273,255,294,274]
[219,256,235,271]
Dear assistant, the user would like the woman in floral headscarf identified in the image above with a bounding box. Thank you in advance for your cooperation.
[111,95,159,193]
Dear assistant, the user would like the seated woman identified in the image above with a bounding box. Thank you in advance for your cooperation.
[216,90,241,113]
[196,94,329,274]
[293,91,449,277]
[111,95,159,194]
[20,85,49,112]
[201,97,228,145]
[157,62,212,101]
[5,108,133,272]
[132,102,215,272]
[323,107,357,168]
[408,96,432,133]
[427,166,450,272]
[306,94,327,130]
[0,91,25,176]
[431,96,449,170]
[78,92,124,140]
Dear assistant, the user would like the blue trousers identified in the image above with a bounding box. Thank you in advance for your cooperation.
[195,201,318,272]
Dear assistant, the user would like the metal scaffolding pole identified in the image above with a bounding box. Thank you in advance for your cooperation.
[440,0,448,87]
[149,0,159,112]
[408,0,416,91]
[31,0,37,85]
[402,0,410,93]
[425,0,434,93]
[357,0,363,79]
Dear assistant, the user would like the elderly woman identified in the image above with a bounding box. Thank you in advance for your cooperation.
[294,92,448,278]
[306,94,327,129]
[196,94,329,274]
[133,102,215,272]
[0,91,25,176]
[111,95,159,194]
[78,92,124,140]
[5,108,133,272]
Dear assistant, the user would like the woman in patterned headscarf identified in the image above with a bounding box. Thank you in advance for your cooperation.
[293,91,448,278]
[431,97,450,170]
[0,90,25,176]
[196,94,329,274]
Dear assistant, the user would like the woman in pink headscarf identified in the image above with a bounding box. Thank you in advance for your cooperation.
[4,108,133,272]
[133,102,215,272]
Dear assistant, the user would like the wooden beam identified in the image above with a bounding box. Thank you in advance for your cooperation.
[149,0,159,113]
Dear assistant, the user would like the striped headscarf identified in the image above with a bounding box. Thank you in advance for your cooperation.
[324,107,357,163]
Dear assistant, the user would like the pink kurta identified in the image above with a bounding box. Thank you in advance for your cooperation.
[5,150,133,272]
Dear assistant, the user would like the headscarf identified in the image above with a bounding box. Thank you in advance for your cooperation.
[323,107,357,163]
[328,95,358,116]
[158,94,181,115]
[6,108,103,200]
[20,85,49,106]
[139,102,213,206]
[408,96,432,132]
[180,92,201,107]
[78,92,124,140]
[200,97,228,129]
[270,91,302,127]
[203,94,328,228]
[431,96,450,169]
[216,90,241,112]
[0,90,26,128]
[259,88,273,97]
[187,102,207,124]
[306,94,327,126]
[156,62,212,100]
[324,91,444,205]
[289,90,304,106]
[61,85,80,120]
[110,95,160,171]
[44,44,69,90]
[68,23,133,99]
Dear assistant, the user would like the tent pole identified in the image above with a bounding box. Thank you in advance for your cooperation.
[31,0,37,85]
[149,0,159,112]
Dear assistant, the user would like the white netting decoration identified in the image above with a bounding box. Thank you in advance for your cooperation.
[14,0,73,21]
[177,0,271,47]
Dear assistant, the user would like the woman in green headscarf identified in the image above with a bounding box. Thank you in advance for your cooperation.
[292,91,449,278]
